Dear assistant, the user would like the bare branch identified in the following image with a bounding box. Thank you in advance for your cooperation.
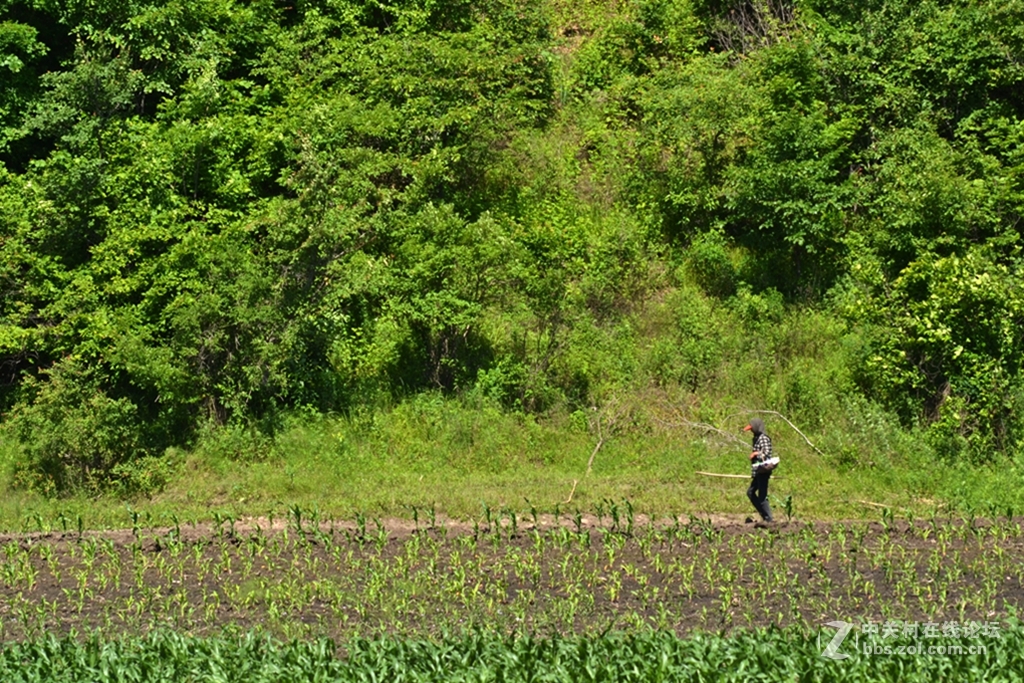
[651,415,750,450]
[563,479,578,505]
[710,0,798,57]
[849,499,909,512]
[727,410,827,459]
[696,470,783,479]
[696,471,750,479]
[585,413,605,475]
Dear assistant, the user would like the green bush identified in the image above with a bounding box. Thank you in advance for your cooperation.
[5,363,142,495]
[684,230,737,298]
[110,454,177,499]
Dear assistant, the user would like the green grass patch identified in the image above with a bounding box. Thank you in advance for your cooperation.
[0,389,1020,532]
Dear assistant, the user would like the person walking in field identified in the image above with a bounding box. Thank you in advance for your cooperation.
[745,418,778,525]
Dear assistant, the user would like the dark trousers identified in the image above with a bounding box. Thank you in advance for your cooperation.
[748,472,773,522]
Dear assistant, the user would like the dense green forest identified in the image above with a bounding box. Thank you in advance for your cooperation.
[0,0,1022,501]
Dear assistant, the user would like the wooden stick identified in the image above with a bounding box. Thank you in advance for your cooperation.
[695,470,783,480]
[852,499,907,511]
[563,479,578,504]
[586,414,604,475]
[695,471,750,479]
[585,439,604,475]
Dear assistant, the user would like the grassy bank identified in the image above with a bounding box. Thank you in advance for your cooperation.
[1,277,1018,531]
[0,353,1019,532]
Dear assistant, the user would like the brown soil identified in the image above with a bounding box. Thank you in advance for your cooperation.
[0,514,1020,642]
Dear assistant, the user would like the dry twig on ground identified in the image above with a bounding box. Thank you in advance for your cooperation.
[563,479,578,504]
[695,471,750,480]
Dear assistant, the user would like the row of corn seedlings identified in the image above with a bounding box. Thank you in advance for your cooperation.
[0,506,1021,642]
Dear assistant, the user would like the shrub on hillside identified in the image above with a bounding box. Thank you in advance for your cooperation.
[4,362,143,495]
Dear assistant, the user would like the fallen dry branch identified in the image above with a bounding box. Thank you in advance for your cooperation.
[585,413,605,475]
[563,479,578,504]
[696,471,750,480]
[853,499,906,511]
[694,470,783,480]
[586,438,604,475]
